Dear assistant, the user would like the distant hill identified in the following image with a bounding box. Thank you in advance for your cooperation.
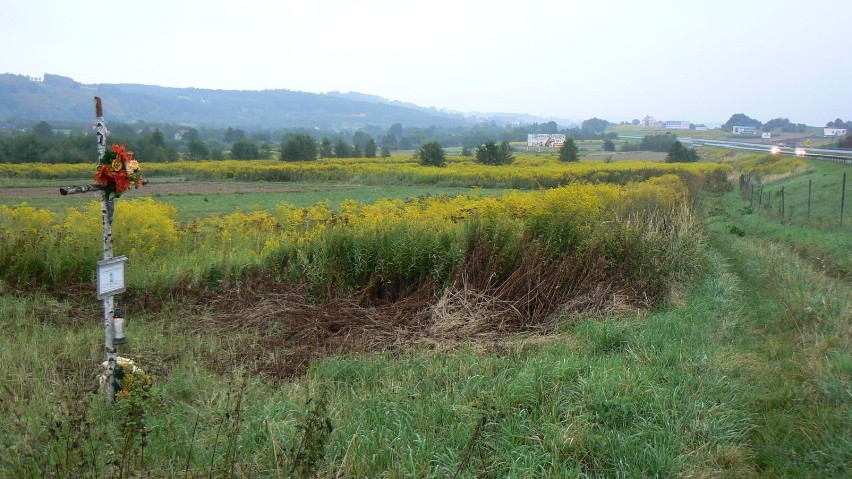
[0,73,479,130]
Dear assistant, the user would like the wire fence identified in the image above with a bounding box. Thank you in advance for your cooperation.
[739,172,847,230]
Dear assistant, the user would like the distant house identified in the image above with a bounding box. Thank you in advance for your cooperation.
[174,128,194,140]
[641,115,656,127]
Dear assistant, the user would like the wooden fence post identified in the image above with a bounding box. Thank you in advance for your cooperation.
[807,179,812,222]
[842,172,847,228]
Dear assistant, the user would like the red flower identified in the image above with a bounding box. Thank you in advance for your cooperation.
[94,164,112,186]
[95,144,143,197]
[113,169,130,193]
[112,144,127,159]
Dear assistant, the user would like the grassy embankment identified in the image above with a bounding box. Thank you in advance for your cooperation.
[1,156,848,477]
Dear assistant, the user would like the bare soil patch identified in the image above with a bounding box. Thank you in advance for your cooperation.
[176,249,646,380]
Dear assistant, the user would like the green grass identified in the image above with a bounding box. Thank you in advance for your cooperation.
[3,203,849,477]
[743,160,849,228]
[1,164,849,477]
[730,159,851,278]
[0,264,752,477]
[701,187,851,477]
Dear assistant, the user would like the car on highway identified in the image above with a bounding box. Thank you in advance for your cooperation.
[770,146,781,155]
[795,148,806,157]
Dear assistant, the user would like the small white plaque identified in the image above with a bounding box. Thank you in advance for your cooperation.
[97,256,128,299]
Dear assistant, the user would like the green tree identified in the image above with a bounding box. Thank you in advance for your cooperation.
[181,128,200,142]
[230,138,259,160]
[387,123,403,138]
[665,140,699,163]
[380,145,391,158]
[258,142,273,159]
[185,138,210,160]
[381,133,398,150]
[416,141,446,167]
[581,117,610,133]
[540,121,558,134]
[280,134,318,161]
[352,130,373,151]
[136,129,177,162]
[475,141,514,165]
[460,145,472,157]
[150,129,166,148]
[763,117,792,131]
[559,138,579,162]
[223,127,245,143]
[720,113,761,131]
[364,138,377,158]
[334,139,352,158]
[602,139,615,152]
[32,121,53,138]
[319,138,333,158]
[640,134,677,152]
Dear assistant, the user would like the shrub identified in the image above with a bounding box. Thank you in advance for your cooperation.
[475,141,514,165]
[415,141,446,167]
[559,139,579,162]
[280,134,318,162]
[665,140,699,163]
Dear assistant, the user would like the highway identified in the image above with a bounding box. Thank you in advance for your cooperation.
[680,137,852,164]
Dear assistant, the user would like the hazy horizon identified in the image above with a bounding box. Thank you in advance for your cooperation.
[3,0,851,126]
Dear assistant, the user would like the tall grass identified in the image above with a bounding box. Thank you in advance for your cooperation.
[702,185,851,477]
[1,177,705,312]
[1,252,801,477]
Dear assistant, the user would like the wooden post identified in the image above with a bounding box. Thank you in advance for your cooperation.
[807,179,812,221]
[781,186,785,219]
[842,172,847,228]
[94,97,119,404]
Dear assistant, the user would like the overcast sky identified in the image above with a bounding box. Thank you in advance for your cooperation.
[3,0,850,126]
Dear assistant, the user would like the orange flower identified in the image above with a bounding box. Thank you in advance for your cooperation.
[111,144,127,158]
[113,169,130,193]
[94,164,112,185]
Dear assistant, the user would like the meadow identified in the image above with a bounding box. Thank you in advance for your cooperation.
[1,153,849,478]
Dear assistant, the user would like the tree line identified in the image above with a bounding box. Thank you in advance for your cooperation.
[0,118,620,163]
